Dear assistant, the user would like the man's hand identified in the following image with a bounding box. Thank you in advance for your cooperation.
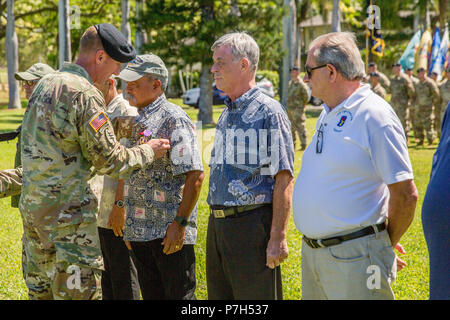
[395,243,407,271]
[146,138,171,159]
[107,205,126,237]
[268,170,294,269]
[266,236,289,269]
[161,221,185,255]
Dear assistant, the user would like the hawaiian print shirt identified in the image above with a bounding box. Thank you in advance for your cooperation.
[123,94,203,244]
[207,87,295,207]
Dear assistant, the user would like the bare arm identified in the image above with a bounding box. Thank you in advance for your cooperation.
[162,170,204,255]
[386,179,418,247]
[107,179,125,237]
[266,169,294,269]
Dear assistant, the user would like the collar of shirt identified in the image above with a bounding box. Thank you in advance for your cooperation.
[60,62,94,84]
[224,86,261,111]
[137,93,167,118]
[322,83,371,116]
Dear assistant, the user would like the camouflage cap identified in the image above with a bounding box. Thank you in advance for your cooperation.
[117,53,168,82]
[15,63,55,81]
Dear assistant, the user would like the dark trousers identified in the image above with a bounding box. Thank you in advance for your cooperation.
[98,227,141,300]
[130,239,196,300]
[206,205,283,300]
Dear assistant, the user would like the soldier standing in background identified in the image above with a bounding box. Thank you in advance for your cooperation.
[11,63,55,208]
[405,67,419,135]
[389,63,415,140]
[369,72,386,99]
[429,71,441,137]
[18,23,170,300]
[438,68,450,136]
[287,66,309,151]
[413,68,440,146]
[368,62,390,91]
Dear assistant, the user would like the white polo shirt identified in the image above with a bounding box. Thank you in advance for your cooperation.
[292,84,413,239]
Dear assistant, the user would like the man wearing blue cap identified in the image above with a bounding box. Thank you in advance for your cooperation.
[18,24,170,300]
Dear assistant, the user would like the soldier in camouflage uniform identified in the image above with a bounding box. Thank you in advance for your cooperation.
[405,67,419,137]
[438,68,450,136]
[412,68,440,145]
[369,72,386,99]
[287,66,309,150]
[429,72,442,138]
[389,63,415,139]
[11,63,55,208]
[0,167,22,198]
[368,62,390,91]
[18,24,170,300]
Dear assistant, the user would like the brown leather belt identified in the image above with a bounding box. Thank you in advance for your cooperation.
[303,222,387,249]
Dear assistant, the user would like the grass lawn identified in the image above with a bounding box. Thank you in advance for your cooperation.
[0,100,435,300]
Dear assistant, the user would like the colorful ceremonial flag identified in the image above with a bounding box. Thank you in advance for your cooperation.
[415,28,432,71]
[439,25,449,73]
[399,30,422,71]
[429,27,441,76]
[366,0,385,57]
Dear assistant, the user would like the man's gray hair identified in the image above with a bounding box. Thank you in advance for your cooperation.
[309,32,365,81]
[211,32,260,72]
[148,74,168,91]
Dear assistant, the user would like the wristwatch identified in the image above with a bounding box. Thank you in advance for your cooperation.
[114,199,125,208]
[174,216,188,227]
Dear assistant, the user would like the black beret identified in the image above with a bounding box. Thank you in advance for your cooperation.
[392,63,401,67]
[290,66,300,71]
[94,23,136,63]
[417,67,425,73]
[368,62,376,67]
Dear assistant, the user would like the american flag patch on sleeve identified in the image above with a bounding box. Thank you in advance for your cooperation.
[89,112,109,132]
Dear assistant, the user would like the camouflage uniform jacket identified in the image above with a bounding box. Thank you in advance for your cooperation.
[390,73,415,103]
[287,78,309,111]
[378,71,391,91]
[89,94,138,229]
[371,83,386,99]
[439,79,450,107]
[19,63,155,230]
[414,77,440,106]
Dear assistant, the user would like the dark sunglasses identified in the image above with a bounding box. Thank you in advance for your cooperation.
[305,64,328,78]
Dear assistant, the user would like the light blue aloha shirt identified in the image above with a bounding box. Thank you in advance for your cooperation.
[123,94,203,244]
[207,86,295,207]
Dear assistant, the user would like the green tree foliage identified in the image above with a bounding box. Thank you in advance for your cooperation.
[141,0,286,73]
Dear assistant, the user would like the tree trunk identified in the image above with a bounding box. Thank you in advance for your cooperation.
[135,0,147,54]
[58,0,71,67]
[439,0,447,30]
[331,0,341,32]
[121,0,131,93]
[280,0,294,107]
[198,64,213,124]
[197,1,214,125]
[6,0,21,109]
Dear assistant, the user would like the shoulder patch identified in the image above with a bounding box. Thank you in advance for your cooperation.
[89,112,109,132]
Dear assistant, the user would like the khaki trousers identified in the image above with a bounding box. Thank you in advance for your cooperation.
[301,229,396,300]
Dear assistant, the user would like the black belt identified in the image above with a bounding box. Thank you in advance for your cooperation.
[303,222,386,249]
[210,204,271,219]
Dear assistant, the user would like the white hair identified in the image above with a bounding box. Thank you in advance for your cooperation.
[309,32,366,81]
[211,32,260,72]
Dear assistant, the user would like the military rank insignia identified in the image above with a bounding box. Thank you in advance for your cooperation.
[89,112,109,132]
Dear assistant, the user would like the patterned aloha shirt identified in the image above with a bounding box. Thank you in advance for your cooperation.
[123,94,203,243]
[207,86,295,207]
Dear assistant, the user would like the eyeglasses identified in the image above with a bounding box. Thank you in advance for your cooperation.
[316,123,324,154]
[305,64,328,79]
[23,80,38,86]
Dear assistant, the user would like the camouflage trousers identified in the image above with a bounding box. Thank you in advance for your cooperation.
[22,221,103,300]
[413,104,435,144]
[287,107,307,149]
[391,100,409,137]
[442,102,449,128]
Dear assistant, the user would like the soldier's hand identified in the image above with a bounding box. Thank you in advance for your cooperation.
[146,138,171,159]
